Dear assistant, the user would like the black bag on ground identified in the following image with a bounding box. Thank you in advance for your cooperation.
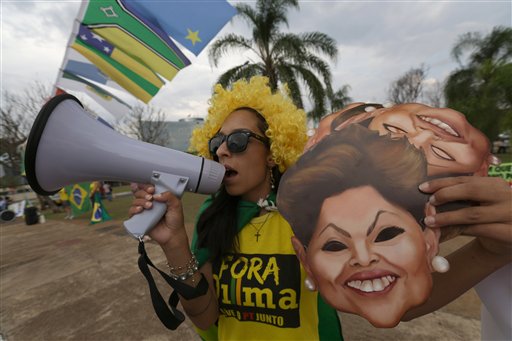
[24,207,39,225]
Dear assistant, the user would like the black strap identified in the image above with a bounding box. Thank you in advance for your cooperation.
[137,240,209,330]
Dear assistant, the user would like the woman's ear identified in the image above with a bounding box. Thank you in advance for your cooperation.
[291,236,316,282]
[267,156,276,169]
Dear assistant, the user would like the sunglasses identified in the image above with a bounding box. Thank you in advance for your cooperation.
[208,130,269,156]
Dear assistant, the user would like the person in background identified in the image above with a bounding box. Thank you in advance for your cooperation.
[0,196,7,211]
[58,188,73,220]
[89,181,101,207]
[129,76,343,340]
[103,182,113,201]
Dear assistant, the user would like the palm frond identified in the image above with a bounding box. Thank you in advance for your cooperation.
[216,63,265,89]
[289,64,327,118]
[209,0,337,119]
[298,32,338,60]
[330,85,353,112]
[209,34,255,67]
[297,53,333,91]
[276,64,304,108]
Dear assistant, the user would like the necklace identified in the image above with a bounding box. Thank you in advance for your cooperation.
[249,212,272,242]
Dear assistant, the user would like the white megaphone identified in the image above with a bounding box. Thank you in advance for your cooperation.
[25,94,225,239]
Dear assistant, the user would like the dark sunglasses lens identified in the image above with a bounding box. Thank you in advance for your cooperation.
[227,132,250,153]
[209,135,223,155]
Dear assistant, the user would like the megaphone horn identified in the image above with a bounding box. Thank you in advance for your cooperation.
[25,94,225,238]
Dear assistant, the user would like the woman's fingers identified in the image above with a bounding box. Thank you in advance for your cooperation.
[421,177,484,202]
[127,204,144,218]
[425,205,501,227]
[421,176,512,245]
[153,191,183,210]
[128,185,156,218]
[419,176,472,193]
[130,183,155,195]
[421,176,510,208]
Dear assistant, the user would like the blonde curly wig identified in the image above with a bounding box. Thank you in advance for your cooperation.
[189,76,307,173]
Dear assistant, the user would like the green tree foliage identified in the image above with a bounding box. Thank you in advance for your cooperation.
[208,0,338,121]
[445,26,512,140]
[329,85,353,112]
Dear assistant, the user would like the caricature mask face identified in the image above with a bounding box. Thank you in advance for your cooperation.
[280,124,443,328]
[310,103,492,176]
[367,104,491,176]
[303,186,437,328]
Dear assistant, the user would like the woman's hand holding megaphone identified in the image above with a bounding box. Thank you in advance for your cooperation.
[129,183,190,251]
[129,183,216,326]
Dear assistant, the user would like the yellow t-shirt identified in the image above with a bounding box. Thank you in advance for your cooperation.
[205,212,342,341]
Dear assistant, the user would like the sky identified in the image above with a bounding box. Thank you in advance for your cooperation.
[1,0,511,123]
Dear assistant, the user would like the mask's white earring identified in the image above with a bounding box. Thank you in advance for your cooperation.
[432,255,450,273]
[304,277,316,291]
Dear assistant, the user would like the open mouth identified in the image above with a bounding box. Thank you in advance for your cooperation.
[346,275,396,293]
[223,165,238,180]
[418,115,460,137]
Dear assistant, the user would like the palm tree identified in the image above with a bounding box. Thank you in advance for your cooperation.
[209,0,338,121]
[445,26,512,139]
[329,84,353,112]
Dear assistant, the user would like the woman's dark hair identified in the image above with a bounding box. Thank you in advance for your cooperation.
[195,107,281,263]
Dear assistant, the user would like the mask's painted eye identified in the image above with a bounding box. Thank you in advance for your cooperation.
[383,123,408,134]
[431,145,455,161]
[374,226,405,243]
[322,241,348,252]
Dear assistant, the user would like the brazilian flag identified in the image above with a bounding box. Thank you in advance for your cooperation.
[90,192,112,224]
[68,182,92,216]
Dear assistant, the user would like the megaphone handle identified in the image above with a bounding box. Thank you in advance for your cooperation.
[123,172,189,239]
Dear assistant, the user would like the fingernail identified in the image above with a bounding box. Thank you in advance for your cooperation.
[154,193,162,198]
[145,194,152,200]
[144,202,152,208]
[136,206,142,212]
[424,216,435,226]
[419,182,429,192]
[429,195,438,205]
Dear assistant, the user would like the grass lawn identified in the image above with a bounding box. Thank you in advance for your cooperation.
[43,185,209,225]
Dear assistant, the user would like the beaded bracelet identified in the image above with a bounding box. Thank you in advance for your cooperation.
[167,254,199,281]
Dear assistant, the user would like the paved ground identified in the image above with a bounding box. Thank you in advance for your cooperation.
[1,218,482,341]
